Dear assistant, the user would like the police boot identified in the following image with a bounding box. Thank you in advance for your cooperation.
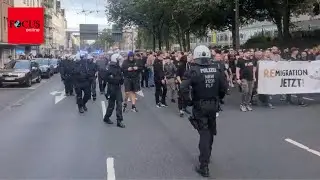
[83,105,88,111]
[78,105,84,113]
[117,121,125,128]
[195,164,209,177]
[103,118,114,124]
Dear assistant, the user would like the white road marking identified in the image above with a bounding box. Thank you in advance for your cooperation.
[285,138,320,157]
[291,95,314,101]
[106,157,116,180]
[101,101,106,118]
[54,92,66,104]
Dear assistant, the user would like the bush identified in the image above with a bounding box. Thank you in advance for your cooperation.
[243,35,274,49]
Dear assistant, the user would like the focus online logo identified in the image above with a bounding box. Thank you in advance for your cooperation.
[9,20,41,32]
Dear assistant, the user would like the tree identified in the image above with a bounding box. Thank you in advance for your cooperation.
[253,0,310,41]
[93,28,114,50]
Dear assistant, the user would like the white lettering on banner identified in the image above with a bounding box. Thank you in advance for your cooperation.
[257,60,320,94]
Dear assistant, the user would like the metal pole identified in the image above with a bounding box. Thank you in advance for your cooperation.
[235,0,240,50]
[131,31,134,51]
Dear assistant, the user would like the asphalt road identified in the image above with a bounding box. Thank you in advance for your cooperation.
[0,75,320,179]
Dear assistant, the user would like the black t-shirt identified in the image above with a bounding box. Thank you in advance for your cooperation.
[236,58,257,81]
[228,55,236,73]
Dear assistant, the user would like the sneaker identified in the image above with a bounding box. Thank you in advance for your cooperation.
[171,99,176,103]
[83,105,88,111]
[179,110,184,117]
[131,106,138,112]
[298,102,307,107]
[160,103,168,107]
[246,105,253,111]
[156,103,162,108]
[240,105,247,112]
[267,103,275,109]
[216,112,219,117]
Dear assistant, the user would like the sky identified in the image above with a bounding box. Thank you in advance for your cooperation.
[60,0,111,31]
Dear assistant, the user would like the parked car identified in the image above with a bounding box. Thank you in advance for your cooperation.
[34,58,54,78]
[50,58,59,73]
[0,60,41,87]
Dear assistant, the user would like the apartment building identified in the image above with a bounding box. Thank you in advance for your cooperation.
[41,0,67,56]
[0,0,14,68]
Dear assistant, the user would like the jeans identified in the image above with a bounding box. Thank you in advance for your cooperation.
[241,79,254,106]
[148,68,154,86]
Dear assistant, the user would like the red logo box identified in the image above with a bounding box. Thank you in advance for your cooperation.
[7,7,44,45]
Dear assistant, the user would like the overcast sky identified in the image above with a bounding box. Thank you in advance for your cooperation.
[61,0,111,31]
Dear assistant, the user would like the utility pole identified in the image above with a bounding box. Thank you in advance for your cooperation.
[235,0,240,50]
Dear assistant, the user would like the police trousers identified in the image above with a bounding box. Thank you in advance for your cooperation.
[64,79,73,95]
[75,84,91,107]
[193,100,218,166]
[98,72,107,93]
[90,78,97,98]
[104,86,123,121]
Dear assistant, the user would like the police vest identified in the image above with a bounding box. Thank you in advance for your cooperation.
[190,64,220,100]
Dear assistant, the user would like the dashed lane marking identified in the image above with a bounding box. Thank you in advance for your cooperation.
[106,157,116,180]
[101,101,106,118]
[285,138,320,157]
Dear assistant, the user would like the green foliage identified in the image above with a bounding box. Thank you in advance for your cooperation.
[243,35,273,49]
[93,29,114,49]
[106,0,311,50]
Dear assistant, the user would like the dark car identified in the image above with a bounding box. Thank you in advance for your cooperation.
[50,58,59,73]
[34,58,54,78]
[0,60,41,87]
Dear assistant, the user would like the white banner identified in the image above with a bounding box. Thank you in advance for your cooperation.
[257,60,320,94]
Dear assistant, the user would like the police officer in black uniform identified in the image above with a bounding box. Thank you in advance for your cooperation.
[103,54,125,128]
[87,55,98,101]
[60,55,75,96]
[180,45,227,177]
[96,56,109,94]
[73,54,92,113]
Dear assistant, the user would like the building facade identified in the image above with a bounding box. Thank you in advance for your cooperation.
[0,0,14,68]
[41,0,67,56]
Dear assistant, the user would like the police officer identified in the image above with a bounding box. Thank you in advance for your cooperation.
[103,54,125,128]
[87,55,98,101]
[96,56,109,94]
[180,45,227,177]
[73,53,92,113]
[60,55,75,96]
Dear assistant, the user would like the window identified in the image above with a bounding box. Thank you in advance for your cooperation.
[3,17,7,32]
[23,0,26,4]
[26,0,29,6]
